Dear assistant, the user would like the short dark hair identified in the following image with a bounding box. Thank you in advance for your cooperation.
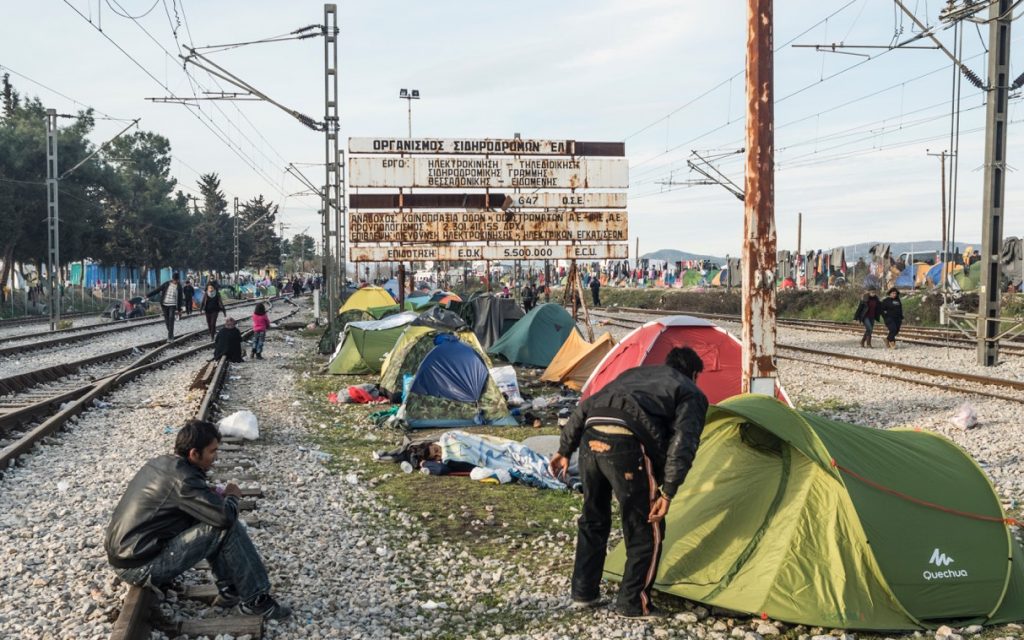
[666,346,704,380]
[172,272,180,281]
[174,419,221,458]
[254,302,266,315]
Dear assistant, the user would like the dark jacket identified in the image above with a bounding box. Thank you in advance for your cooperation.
[558,366,708,498]
[854,296,881,322]
[105,454,239,568]
[881,296,903,323]
[182,284,195,304]
[199,291,227,315]
[213,326,245,362]
[147,280,184,309]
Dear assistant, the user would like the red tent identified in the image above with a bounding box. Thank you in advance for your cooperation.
[581,315,791,405]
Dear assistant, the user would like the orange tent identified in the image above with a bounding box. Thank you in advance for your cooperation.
[540,331,616,390]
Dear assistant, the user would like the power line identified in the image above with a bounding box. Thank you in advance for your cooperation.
[623,0,861,143]
[104,0,161,19]
[104,0,291,194]
[0,63,133,121]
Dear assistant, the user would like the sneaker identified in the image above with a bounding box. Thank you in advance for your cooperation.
[568,597,606,610]
[239,593,291,620]
[613,605,667,620]
[213,583,240,608]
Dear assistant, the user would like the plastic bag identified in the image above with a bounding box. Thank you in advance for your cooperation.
[400,373,415,403]
[489,365,524,406]
[218,410,259,440]
[950,402,979,430]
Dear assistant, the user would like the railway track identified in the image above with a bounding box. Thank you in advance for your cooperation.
[0,298,274,358]
[0,310,99,329]
[593,306,1024,356]
[110,335,272,639]
[590,311,1024,405]
[0,301,298,470]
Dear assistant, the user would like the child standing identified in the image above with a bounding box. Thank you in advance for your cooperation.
[251,303,269,359]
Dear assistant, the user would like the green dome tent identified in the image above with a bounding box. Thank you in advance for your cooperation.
[605,395,1024,630]
[379,325,490,398]
[327,312,418,374]
[488,303,578,368]
[397,335,515,429]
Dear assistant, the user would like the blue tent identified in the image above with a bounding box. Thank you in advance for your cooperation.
[895,263,916,289]
[401,335,515,429]
[926,262,944,286]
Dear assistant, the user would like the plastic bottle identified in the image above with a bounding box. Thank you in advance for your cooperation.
[400,461,414,474]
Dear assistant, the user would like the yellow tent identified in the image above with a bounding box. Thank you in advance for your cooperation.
[339,286,397,314]
[541,331,616,390]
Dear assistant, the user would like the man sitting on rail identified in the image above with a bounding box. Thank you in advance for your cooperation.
[104,419,290,619]
[213,317,245,363]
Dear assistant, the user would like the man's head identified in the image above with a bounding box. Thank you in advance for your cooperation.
[172,272,180,282]
[224,317,236,328]
[665,346,704,381]
[174,419,222,471]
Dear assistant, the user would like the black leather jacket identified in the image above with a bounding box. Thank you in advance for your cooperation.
[559,366,708,498]
[105,454,239,568]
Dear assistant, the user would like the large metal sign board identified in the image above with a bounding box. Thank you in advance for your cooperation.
[348,156,628,189]
[349,191,627,210]
[350,210,628,243]
[349,137,625,157]
[350,244,629,262]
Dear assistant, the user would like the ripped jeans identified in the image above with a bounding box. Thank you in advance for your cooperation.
[572,429,664,616]
[114,519,270,602]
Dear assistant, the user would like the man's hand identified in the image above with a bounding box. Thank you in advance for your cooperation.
[548,452,569,480]
[648,495,671,523]
[223,483,242,499]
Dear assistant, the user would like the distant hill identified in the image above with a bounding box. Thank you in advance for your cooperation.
[642,249,727,263]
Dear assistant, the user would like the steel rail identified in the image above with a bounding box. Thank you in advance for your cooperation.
[0,298,274,357]
[591,313,1024,401]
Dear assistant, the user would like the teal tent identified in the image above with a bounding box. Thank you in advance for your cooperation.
[487,303,578,367]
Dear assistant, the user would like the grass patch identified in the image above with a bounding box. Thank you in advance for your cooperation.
[293,356,582,575]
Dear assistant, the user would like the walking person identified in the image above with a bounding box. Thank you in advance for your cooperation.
[521,282,536,313]
[250,303,269,360]
[147,272,184,343]
[182,279,195,316]
[105,419,290,619]
[549,347,708,619]
[854,290,882,348]
[881,287,904,348]
[589,274,601,307]
[199,282,227,341]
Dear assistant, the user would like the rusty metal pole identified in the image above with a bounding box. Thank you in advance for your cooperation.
[742,0,777,396]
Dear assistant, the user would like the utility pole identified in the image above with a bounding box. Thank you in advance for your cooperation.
[46,109,60,331]
[977,0,1011,366]
[323,3,342,337]
[233,197,240,283]
[927,150,949,294]
[742,0,777,395]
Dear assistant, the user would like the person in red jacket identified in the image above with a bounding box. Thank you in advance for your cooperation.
[251,303,269,359]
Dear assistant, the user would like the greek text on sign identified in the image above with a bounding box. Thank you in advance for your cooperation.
[350,244,629,262]
[348,156,628,189]
[505,192,626,209]
[350,210,628,243]
[349,137,624,156]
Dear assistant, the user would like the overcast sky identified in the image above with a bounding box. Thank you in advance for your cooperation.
[3,0,1021,257]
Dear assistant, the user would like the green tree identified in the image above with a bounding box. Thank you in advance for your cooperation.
[238,195,280,269]
[191,173,232,272]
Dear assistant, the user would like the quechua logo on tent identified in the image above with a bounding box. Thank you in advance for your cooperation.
[923,548,968,580]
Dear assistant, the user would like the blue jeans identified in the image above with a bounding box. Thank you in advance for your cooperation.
[114,520,270,601]
[862,317,875,342]
[252,331,266,354]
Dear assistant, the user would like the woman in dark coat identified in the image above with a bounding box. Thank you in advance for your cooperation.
[199,282,227,340]
[854,290,882,348]
[880,287,904,348]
